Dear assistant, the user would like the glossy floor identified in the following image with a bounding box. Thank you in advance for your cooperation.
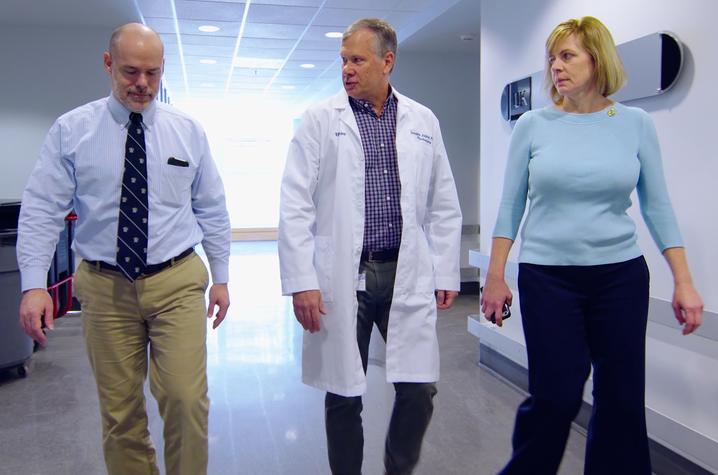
[0,242,586,474]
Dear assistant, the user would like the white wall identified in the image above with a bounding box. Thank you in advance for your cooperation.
[392,51,481,226]
[480,0,718,469]
[0,25,111,199]
[393,51,481,281]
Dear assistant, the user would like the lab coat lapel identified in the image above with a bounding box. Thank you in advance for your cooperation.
[333,91,361,141]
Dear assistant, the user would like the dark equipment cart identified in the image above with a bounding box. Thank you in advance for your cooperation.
[0,201,76,378]
[0,200,33,377]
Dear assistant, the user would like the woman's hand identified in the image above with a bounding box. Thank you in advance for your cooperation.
[672,282,703,335]
[481,276,513,327]
[662,247,703,335]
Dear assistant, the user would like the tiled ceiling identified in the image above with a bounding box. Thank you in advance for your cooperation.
[134,0,466,106]
[0,0,478,108]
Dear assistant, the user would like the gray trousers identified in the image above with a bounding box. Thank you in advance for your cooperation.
[325,259,437,475]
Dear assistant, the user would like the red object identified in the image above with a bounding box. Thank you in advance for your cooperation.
[47,275,73,319]
[47,211,77,320]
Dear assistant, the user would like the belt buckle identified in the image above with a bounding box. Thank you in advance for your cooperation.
[364,250,380,262]
[368,249,392,262]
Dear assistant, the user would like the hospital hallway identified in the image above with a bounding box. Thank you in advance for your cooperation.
[0,241,587,475]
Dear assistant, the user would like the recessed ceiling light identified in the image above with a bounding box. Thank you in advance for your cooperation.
[198,25,220,33]
[282,85,296,90]
[300,63,316,69]
[199,59,217,65]
[325,31,342,39]
[234,57,284,69]
[200,83,216,87]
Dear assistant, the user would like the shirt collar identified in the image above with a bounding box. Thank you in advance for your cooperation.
[107,93,157,129]
[349,84,395,115]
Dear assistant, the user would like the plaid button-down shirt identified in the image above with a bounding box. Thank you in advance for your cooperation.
[349,87,402,252]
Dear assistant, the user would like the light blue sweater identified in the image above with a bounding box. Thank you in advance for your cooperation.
[493,103,683,265]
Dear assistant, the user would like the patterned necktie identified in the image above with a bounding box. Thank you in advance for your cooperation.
[116,112,149,281]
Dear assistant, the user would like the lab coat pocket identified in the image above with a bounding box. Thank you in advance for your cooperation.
[161,163,195,206]
[415,186,429,220]
[414,148,433,217]
[415,233,436,293]
[413,135,433,175]
[416,275,436,294]
[314,236,334,302]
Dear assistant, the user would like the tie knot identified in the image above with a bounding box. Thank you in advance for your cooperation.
[129,112,143,125]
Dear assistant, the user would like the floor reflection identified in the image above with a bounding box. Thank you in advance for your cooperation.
[207,243,297,367]
[0,241,587,475]
[199,242,327,475]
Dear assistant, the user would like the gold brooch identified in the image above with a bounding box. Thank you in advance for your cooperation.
[607,107,616,117]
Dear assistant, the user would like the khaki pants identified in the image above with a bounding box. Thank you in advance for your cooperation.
[74,253,209,475]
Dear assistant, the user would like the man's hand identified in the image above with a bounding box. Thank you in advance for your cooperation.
[19,289,54,346]
[207,283,230,329]
[292,290,325,333]
[436,290,458,310]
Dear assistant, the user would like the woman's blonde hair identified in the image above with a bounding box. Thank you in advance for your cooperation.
[544,16,626,104]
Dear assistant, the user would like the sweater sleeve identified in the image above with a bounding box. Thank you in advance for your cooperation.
[635,111,683,251]
[492,112,532,240]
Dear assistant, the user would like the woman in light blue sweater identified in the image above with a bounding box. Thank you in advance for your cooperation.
[482,17,704,475]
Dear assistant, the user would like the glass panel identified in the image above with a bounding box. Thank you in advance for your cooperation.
[175,97,295,229]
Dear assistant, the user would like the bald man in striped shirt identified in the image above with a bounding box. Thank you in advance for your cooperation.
[17,23,230,475]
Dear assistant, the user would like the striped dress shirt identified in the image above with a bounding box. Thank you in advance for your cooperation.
[17,94,230,291]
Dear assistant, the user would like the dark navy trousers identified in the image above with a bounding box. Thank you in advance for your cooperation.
[500,256,652,475]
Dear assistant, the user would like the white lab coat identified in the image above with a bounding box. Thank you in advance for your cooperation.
[278,88,462,397]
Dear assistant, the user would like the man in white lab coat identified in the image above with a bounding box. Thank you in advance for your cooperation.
[278,18,462,475]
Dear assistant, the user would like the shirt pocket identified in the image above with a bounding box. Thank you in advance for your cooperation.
[160,162,195,206]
